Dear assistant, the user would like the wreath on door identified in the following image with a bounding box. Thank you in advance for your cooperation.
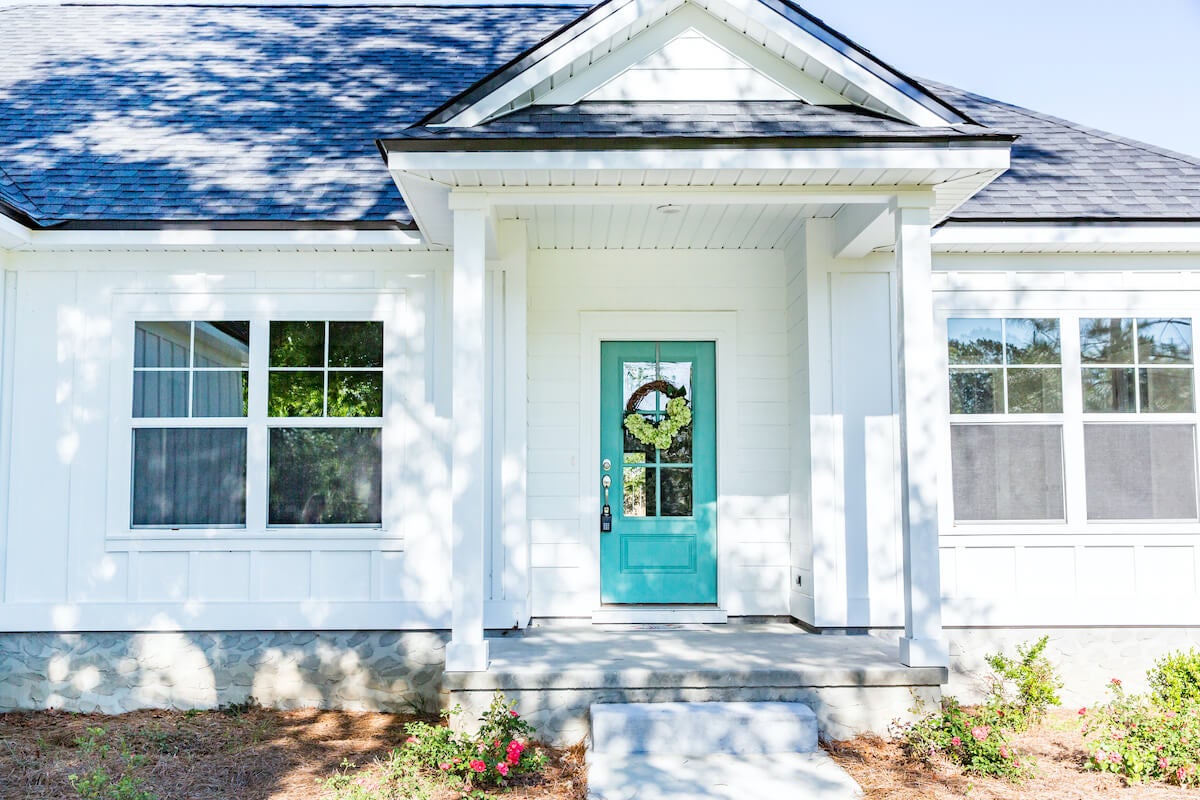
[624,379,692,450]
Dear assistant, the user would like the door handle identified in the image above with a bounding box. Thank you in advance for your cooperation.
[601,475,612,533]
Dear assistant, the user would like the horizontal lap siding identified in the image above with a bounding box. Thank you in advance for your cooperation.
[0,252,451,631]
[527,249,791,617]
[935,258,1200,627]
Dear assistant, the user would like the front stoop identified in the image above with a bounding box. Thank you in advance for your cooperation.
[586,702,862,800]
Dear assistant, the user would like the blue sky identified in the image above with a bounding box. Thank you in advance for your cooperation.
[799,0,1200,158]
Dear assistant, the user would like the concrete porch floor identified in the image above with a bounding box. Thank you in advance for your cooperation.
[442,622,947,745]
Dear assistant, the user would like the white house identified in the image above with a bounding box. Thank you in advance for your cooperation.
[2,0,1199,738]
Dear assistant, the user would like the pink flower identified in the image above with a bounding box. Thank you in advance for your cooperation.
[1111,678,1122,686]
[506,739,526,764]
[970,725,990,742]
[469,759,487,773]
[1167,711,1178,718]
[1109,753,1121,764]
[1078,707,1087,716]
[1180,767,1189,782]
[1160,757,1170,770]
[405,736,418,744]
[950,736,961,747]
[510,710,520,717]
[496,762,509,777]
[999,746,1010,759]
[439,762,452,771]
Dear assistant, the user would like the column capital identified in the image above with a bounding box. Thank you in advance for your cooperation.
[448,191,491,212]
[890,191,937,213]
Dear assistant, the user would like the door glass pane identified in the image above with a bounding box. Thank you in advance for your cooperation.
[662,420,693,464]
[193,371,248,417]
[133,371,188,417]
[194,321,250,368]
[659,361,693,463]
[949,369,1002,414]
[1007,368,1062,413]
[623,362,659,411]
[135,321,190,368]
[328,372,383,417]
[660,468,693,517]
[624,427,656,465]
[132,428,246,526]
[1005,318,1061,364]
[1140,368,1195,413]
[269,428,382,525]
[328,322,383,368]
[1082,367,1137,412]
[1084,424,1198,520]
[948,319,1003,365]
[1081,318,1134,364]
[269,371,324,417]
[270,321,325,367]
[623,466,655,517]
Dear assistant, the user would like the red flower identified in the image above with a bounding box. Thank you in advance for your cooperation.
[1160,757,1170,770]
[469,759,487,773]
[1111,678,1122,686]
[1078,707,1087,716]
[950,736,961,747]
[496,762,509,777]
[439,762,451,771]
[510,710,520,717]
[970,725,990,742]
[405,736,418,744]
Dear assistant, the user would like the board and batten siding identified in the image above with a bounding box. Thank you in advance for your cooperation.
[526,248,792,617]
[933,254,1200,627]
[0,250,463,632]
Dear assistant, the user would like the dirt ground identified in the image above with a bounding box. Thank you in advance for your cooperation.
[824,708,1197,799]
[0,707,587,800]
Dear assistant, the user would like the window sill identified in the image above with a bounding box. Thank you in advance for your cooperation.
[107,530,403,552]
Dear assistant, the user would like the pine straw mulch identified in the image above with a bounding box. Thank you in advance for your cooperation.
[824,708,1197,799]
[0,707,587,800]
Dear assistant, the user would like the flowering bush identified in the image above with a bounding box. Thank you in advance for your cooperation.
[901,697,1033,781]
[323,692,547,799]
[1082,679,1200,786]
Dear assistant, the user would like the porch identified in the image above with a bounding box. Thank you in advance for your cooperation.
[443,622,945,745]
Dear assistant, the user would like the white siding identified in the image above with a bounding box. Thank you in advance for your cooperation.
[0,251,454,631]
[526,249,791,617]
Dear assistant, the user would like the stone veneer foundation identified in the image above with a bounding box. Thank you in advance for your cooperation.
[0,631,448,714]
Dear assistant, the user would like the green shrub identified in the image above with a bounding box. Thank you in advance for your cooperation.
[324,692,547,799]
[68,727,158,800]
[984,635,1063,730]
[901,697,1033,781]
[1149,648,1200,712]
[1082,679,1200,786]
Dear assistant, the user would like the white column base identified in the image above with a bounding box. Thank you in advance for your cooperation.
[899,636,949,668]
[445,639,490,672]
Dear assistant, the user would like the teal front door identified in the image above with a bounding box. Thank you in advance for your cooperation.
[600,341,717,604]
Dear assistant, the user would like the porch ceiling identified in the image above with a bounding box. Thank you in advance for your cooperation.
[494,200,840,249]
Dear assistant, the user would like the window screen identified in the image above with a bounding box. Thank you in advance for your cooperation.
[951,425,1065,521]
[1084,424,1198,520]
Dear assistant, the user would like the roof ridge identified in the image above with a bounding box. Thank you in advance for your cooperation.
[923,79,1200,169]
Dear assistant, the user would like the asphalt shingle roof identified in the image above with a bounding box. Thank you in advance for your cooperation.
[390,101,999,143]
[0,4,1198,228]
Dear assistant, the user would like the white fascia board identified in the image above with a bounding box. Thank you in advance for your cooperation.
[388,145,1012,176]
[932,224,1200,253]
[704,0,957,126]
[0,214,32,249]
[441,0,676,127]
[16,227,428,251]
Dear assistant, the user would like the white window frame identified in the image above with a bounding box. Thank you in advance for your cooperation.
[106,291,412,549]
[938,305,1200,536]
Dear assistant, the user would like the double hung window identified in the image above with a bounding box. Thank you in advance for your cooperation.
[129,319,384,530]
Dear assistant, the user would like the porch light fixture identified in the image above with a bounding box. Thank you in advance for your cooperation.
[655,204,684,215]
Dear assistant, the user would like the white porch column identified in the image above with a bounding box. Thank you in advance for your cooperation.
[445,194,490,672]
[893,195,949,668]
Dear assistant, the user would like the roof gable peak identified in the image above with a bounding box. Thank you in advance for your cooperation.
[421,0,971,129]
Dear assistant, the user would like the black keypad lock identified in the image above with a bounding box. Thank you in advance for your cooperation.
[600,504,613,533]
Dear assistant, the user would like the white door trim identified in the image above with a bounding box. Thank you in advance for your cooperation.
[579,311,738,622]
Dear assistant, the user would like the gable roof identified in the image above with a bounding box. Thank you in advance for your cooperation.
[0,3,1197,231]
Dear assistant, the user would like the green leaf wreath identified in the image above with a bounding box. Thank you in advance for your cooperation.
[624,396,692,451]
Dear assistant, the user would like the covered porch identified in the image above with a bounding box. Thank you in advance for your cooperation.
[382,134,1012,680]
[444,622,946,744]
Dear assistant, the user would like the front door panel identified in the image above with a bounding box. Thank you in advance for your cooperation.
[600,341,716,604]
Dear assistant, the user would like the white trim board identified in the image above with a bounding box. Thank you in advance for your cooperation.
[577,311,738,620]
[932,224,1200,254]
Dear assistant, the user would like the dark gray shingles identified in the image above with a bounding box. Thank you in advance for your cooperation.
[927,81,1200,221]
[0,4,583,224]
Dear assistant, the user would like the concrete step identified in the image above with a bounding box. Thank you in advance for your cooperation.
[586,752,863,800]
[589,701,818,757]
